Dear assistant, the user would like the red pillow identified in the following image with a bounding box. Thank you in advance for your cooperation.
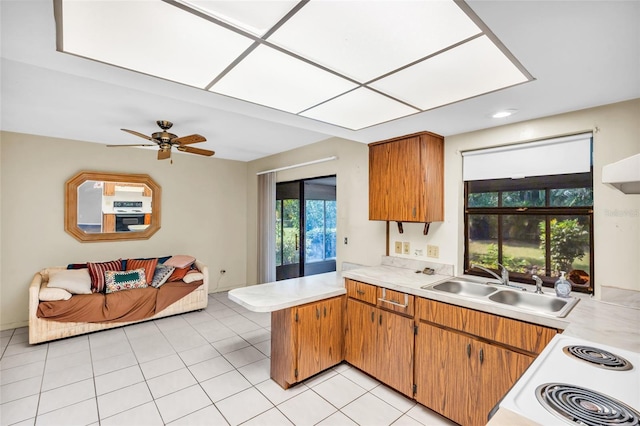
[126,258,158,285]
[168,266,191,282]
[87,259,122,293]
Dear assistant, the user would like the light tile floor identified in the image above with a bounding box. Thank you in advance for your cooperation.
[0,292,455,426]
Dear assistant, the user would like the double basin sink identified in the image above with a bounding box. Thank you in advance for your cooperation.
[422,278,579,317]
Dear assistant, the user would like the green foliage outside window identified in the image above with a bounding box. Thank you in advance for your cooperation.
[539,218,589,274]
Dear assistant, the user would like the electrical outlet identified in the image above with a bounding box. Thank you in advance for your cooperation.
[403,242,410,255]
[427,244,440,258]
[415,249,424,256]
[394,241,402,254]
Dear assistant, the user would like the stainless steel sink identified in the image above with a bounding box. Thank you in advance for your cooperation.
[424,279,497,297]
[422,278,579,317]
[489,289,577,316]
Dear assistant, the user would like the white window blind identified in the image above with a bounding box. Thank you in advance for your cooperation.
[462,133,592,181]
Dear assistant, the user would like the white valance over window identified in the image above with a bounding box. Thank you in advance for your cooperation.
[462,133,592,181]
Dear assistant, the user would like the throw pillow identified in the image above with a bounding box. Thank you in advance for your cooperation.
[105,269,147,293]
[66,263,88,270]
[183,271,204,284]
[150,264,175,288]
[168,266,192,282]
[163,255,195,269]
[126,258,158,285]
[39,285,73,301]
[87,259,122,293]
[47,268,92,294]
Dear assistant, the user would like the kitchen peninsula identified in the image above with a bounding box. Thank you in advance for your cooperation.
[228,258,640,426]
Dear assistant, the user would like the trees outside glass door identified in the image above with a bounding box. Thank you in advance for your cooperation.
[276,176,336,281]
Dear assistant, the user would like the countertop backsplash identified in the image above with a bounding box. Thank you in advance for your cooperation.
[599,285,640,309]
[380,256,454,276]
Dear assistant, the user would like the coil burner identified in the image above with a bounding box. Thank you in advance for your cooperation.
[536,383,640,426]
[563,345,633,371]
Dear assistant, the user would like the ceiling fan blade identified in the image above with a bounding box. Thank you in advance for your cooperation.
[177,146,215,156]
[106,144,156,147]
[173,134,206,145]
[121,128,154,141]
[157,149,171,160]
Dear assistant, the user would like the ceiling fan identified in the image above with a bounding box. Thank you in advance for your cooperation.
[108,120,215,161]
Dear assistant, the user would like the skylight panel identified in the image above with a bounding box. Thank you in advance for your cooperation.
[300,88,419,130]
[210,45,358,114]
[179,0,299,37]
[268,0,482,82]
[60,0,253,88]
[370,35,530,111]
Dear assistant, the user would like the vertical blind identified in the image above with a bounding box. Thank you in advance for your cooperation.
[462,133,592,181]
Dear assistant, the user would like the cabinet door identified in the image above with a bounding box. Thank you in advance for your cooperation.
[415,323,470,425]
[369,142,391,220]
[295,302,323,382]
[318,296,343,371]
[386,136,424,222]
[376,309,414,397]
[344,299,377,375]
[468,342,533,426]
[296,297,344,382]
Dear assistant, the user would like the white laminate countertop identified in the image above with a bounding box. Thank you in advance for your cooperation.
[228,272,345,313]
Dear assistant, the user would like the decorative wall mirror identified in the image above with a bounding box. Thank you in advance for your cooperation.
[65,171,161,242]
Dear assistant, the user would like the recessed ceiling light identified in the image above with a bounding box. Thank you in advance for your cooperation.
[492,109,518,118]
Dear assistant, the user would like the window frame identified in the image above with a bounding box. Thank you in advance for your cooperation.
[464,172,594,294]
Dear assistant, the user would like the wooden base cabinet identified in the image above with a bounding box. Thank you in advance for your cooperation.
[271,296,344,389]
[345,298,414,397]
[414,297,556,426]
[415,323,533,426]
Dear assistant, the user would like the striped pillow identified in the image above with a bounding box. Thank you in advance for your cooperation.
[87,259,122,293]
[126,258,158,285]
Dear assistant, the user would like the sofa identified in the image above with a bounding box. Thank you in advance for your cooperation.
[28,257,209,344]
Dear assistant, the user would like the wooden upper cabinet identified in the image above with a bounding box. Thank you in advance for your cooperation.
[369,131,444,223]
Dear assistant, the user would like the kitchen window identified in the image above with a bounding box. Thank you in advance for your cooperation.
[463,133,594,293]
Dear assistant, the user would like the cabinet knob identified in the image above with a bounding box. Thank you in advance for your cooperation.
[356,289,365,295]
[479,348,484,365]
[379,314,382,326]
[371,312,375,322]
[316,308,320,319]
[466,343,471,358]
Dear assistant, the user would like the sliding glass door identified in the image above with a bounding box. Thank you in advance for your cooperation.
[276,176,336,281]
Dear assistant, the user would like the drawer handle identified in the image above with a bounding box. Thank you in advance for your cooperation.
[324,307,327,317]
[379,314,382,325]
[479,348,484,365]
[371,312,375,322]
[356,289,366,295]
[378,289,410,308]
[466,343,471,359]
[378,298,409,308]
[316,308,320,319]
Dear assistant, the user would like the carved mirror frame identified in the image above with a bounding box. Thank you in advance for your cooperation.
[65,171,161,242]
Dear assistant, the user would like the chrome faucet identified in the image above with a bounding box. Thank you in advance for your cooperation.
[533,275,544,294]
[471,263,526,291]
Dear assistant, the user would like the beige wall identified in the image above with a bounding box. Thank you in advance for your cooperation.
[2,99,638,329]
[388,99,640,295]
[0,132,248,329]
[245,137,387,286]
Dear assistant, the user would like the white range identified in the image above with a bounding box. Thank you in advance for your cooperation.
[499,333,640,425]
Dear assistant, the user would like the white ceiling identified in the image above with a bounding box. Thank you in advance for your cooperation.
[1,1,639,162]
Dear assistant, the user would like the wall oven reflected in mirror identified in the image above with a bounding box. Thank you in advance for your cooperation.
[65,171,161,242]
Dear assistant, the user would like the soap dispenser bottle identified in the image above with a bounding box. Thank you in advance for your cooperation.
[554,271,572,298]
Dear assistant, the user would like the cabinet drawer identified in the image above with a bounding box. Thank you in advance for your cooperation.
[345,279,377,305]
[377,287,414,317]
[415,298,556,354]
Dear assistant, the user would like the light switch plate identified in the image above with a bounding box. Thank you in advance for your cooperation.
[427,244,440,258]
[403,242,410,255]
[394,241,402,254]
